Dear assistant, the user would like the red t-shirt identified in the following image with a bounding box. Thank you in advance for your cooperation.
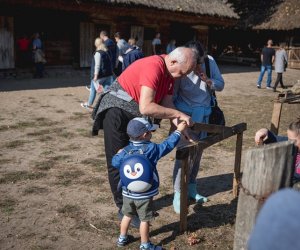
[17,38,30,51]
[118,55,174,104]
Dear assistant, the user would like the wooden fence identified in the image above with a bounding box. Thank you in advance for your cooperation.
[233,141,295,250]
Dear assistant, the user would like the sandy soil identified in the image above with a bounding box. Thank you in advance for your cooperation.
[0,65,299,250]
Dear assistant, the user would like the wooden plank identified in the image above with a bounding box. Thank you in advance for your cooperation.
[270,102,283,135]
[0,16,14,69]
[179,156,189,233]
[233,132,243,197]
[180,123,247,150]
[233,141,295,250]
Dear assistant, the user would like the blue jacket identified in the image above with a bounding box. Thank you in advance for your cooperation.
[112,130,181,199]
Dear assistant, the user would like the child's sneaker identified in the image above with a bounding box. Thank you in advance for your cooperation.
[140,242,162,250]
[117,235,129,247]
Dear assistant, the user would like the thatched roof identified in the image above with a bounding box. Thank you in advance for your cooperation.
[254,0,300,30]
[91,0,239,19]
[228,0,300,30]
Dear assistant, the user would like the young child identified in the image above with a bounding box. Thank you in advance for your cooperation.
[112,117,187,249]
[255,119,300,189]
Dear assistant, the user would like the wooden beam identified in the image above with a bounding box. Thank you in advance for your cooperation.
[233,141,295,250]
[270,102,282,135]
[180,123,247,150]
[233,132,243,197]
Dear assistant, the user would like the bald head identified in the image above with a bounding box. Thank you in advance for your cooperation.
[165,47,197,79]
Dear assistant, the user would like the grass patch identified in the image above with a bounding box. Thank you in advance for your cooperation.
[59,144,80,151]
[35,160,55,171]
[0,125,10,132]
[0,171,47,184]
[69,112,89,120]
[80,177,102,187]
[39,135,54,142]
[27,129,51,137]
[56,109,65,113]
[51,155,70,161]
[76,128,92,137]
[4,140,29,149]
[0,158,14,165]
[55,170,85,186]
[30,100,39,104]
[23,186,48,195]
[56,130,75,139]
[0,197,17,214]
[64,93,73,97]
[57,204,81,218]
[40,150,54,156]
[81,158,100,168]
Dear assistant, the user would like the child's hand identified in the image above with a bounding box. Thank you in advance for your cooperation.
[255,128,268,145]
[176,121,187,132]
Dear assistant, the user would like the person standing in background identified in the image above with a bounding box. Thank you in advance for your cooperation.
[257,39,275,90]
[17,34,30,67]
[100,30,116,75]
[32,32,45,78]
[166,39,176,54]
[273,43,288,92]
[152,32,162,55]
[81,38,113,110]
[114,32,130,76]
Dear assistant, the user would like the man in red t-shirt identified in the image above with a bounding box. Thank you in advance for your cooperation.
[93,47,197,226]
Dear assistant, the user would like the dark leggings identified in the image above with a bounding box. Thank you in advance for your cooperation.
[102,107,135,210]
[273,73,284,89]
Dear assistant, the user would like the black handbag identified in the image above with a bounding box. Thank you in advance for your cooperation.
[209,98,225,126]
[204,56,226,126]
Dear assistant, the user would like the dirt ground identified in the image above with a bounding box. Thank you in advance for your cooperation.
[0,65,299,250]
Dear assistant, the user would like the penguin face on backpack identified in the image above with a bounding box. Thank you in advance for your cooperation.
[120,155,153,193]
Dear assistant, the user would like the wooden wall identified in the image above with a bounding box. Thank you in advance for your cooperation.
[0,16,14,69]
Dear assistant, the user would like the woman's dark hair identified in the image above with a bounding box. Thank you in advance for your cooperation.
[288,118,300,135]
[184,40,205,64]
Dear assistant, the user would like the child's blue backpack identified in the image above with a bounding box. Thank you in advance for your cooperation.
[119,145,154,193]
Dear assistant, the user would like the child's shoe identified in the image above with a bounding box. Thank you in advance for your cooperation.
[140,242,162,250]
[117,235,129,247]
[188,183,208,203]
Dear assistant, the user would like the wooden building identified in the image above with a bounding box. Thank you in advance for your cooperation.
[253,0,300,69]
[210,0,300,69]
[0,0,238,69]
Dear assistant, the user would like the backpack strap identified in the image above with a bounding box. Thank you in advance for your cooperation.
[204,56,210,78]
[204,56,217,103]
[123,144,148,155]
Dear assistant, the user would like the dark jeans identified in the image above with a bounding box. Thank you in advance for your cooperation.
[103,107,136,209]
[273,73,284,89]
[34,62,44,78]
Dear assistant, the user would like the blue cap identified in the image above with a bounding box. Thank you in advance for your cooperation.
[127,117,159,138]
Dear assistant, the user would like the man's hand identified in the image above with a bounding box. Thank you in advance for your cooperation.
[255,128,269,145]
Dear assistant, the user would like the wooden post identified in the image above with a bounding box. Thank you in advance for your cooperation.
[270,102,283,135]
[233,141,295,250]
[176,148,189,233]
[233,132,243,197]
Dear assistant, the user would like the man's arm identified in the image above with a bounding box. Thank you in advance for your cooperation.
[272,55,275,64]
[207,57,225,91]
[139,86,192,125]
